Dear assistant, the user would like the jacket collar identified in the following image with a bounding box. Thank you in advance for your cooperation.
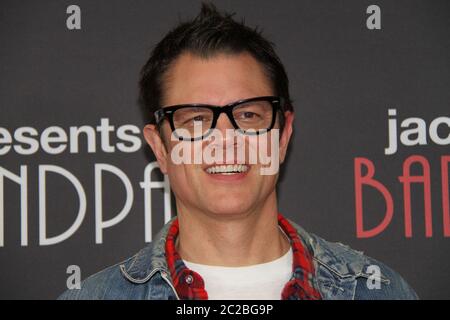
[119,219,173,283]
[120,216,384,286]
[289,219,367,277]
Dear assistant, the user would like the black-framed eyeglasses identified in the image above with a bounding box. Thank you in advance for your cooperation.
[154,96,284,141]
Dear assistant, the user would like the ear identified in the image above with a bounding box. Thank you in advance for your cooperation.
[143,124,169,174]
[279,111,294,164]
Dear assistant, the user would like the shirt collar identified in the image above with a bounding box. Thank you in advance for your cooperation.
[165,213,322,300]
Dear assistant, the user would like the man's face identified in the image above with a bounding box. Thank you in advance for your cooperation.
[144,52,293,218]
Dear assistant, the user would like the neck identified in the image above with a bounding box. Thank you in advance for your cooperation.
[175,192,291,267]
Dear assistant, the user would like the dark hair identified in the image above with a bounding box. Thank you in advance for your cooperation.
[138,2,293,128]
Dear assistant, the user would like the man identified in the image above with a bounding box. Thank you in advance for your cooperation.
[59,3,417,300]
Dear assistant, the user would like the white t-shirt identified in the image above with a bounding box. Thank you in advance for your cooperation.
[183,247,293,300]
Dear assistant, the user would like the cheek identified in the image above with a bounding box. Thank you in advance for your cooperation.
[256,172,277,188]
[166,166,197,206]
[246,131,280,159]
[167,163,202,193]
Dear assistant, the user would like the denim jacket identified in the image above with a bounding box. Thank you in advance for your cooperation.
[58,218,418,300]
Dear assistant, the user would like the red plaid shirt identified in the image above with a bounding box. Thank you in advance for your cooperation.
[165,213,322,300]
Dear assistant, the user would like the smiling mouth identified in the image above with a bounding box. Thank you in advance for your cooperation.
[205,164,250,175]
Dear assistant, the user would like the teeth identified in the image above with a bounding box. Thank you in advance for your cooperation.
[206,164,249,174]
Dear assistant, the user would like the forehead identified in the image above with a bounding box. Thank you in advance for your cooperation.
[161,51,274,107]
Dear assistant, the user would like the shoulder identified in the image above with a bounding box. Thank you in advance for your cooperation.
[308,234,418,300]
[57,252,147,300]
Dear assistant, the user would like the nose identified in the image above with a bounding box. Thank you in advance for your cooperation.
[206,112,243,158]
[215,111,235,133]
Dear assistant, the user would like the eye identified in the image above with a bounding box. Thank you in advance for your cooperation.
[236,111,261,121]
[183,113,212,126]
[192,115,205,122]
[242,112,256,119]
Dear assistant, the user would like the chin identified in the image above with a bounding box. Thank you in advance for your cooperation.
[205,201,254,218]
